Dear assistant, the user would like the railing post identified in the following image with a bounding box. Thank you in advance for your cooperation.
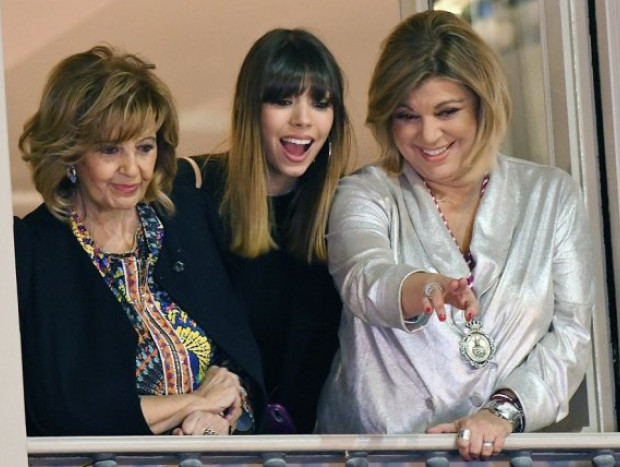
[345,451,369,466]
[592,449,616,466]
[262,452,287,466]
[179,453,204,467]
[425,451,450,467]
[510,451,533,467]
[92,454,118,467]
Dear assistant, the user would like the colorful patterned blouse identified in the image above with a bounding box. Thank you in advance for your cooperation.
[70,203,214,396]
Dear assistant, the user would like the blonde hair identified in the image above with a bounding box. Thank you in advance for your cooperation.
[367,10,511,175]
[224,28,351,262]
[19,44,179,220]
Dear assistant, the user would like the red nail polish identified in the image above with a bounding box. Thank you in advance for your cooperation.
[439,314,446,322]
[466,312,473,322]
[425,306,432,314]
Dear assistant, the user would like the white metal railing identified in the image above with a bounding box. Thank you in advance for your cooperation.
[26,433,620,466]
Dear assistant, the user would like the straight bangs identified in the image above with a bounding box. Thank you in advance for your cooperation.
[83,96,166,146]
[261,51,336,105]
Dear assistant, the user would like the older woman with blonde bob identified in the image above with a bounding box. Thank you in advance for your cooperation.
[317,10,593,460]
[14,44,264,436]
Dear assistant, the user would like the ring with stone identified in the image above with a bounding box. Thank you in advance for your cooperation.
[424,281,443,300]
[457,428,471,442]
[203,427,217,436]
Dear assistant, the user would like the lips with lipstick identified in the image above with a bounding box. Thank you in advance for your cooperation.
[281,137,313,159]
[112,183,141,194]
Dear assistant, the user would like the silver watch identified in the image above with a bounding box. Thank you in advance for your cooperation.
[482,399,522,432]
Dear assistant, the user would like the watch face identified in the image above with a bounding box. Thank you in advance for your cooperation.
[493,401,521,428]
[483,399,523,432]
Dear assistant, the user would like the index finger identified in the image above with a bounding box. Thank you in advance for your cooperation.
[447,278,479,321]
[423,281,447,322]
[461,288,479,321]
[426,421,457,434]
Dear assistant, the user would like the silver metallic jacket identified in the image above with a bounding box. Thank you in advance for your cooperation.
[316,155,594,434]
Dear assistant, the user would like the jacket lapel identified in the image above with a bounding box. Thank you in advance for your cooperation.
[469,156,517,298]
[398,158,517,300]
[399,163,472,279]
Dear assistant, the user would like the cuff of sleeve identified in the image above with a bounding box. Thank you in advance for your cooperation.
[399,269,430,332]
[499,369,563,432]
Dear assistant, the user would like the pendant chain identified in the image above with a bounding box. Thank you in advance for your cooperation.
[422,174,495,368]
[423,174,489,287]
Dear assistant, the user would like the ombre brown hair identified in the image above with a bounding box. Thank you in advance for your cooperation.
[367,10,511,175]
[223,28,352,262]
[19,44,179,220]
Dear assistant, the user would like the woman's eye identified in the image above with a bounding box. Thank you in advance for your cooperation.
[137,143,155,154]
[98,145,119,155]
[313,99,332,110]
[438,108,459,118]
[394,112,418,121]
[271,98,292,106]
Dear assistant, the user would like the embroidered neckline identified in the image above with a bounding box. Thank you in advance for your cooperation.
[69,203,164,277]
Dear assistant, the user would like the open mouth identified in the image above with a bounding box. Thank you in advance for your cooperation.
[281,137,313,157]
[421,142,453,157]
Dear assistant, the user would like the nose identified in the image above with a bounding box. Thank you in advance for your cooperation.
[420,118,442,144]
[291,101,311,127]
[120,149,139,176]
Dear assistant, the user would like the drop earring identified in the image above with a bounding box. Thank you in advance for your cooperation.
[67,165,77,184]
[328,140,332,158]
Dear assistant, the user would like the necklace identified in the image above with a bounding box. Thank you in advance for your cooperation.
[116,226,149,309]
[423,175,495,369]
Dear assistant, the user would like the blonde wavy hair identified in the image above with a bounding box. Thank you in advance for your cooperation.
[367,10,511,176]
[19,44,179,220]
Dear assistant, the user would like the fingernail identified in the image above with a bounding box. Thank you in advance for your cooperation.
[466,312,473,322]
[425,306,433,314]
[438,314,446,322]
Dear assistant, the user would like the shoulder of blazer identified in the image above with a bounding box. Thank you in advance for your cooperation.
[20,204,79,247]
[168,185,228,252]
[155,194,266,399]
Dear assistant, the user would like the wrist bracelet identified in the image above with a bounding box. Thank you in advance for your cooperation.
[490,391,525,431]
[482,399,524,433]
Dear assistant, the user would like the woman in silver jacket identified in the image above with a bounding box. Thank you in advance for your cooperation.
[316,10,593,461]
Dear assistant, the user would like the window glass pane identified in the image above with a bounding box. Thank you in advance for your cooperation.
[433,0,549,166]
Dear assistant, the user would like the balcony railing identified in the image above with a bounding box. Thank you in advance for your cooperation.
[26,433,620,466]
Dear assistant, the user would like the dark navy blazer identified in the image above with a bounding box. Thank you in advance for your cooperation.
[14,187,265,436]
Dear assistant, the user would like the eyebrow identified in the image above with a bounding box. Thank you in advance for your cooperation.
[395,97,467,111]
[94,135,157,145]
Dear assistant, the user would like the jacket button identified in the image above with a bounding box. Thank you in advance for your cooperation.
[172,261,185,272]
[470,393,484,407]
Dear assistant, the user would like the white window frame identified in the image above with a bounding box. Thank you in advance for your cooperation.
[1,1,617,463]
[0,3,29,463]
[595,0,620,430]
[539,0,615,431]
